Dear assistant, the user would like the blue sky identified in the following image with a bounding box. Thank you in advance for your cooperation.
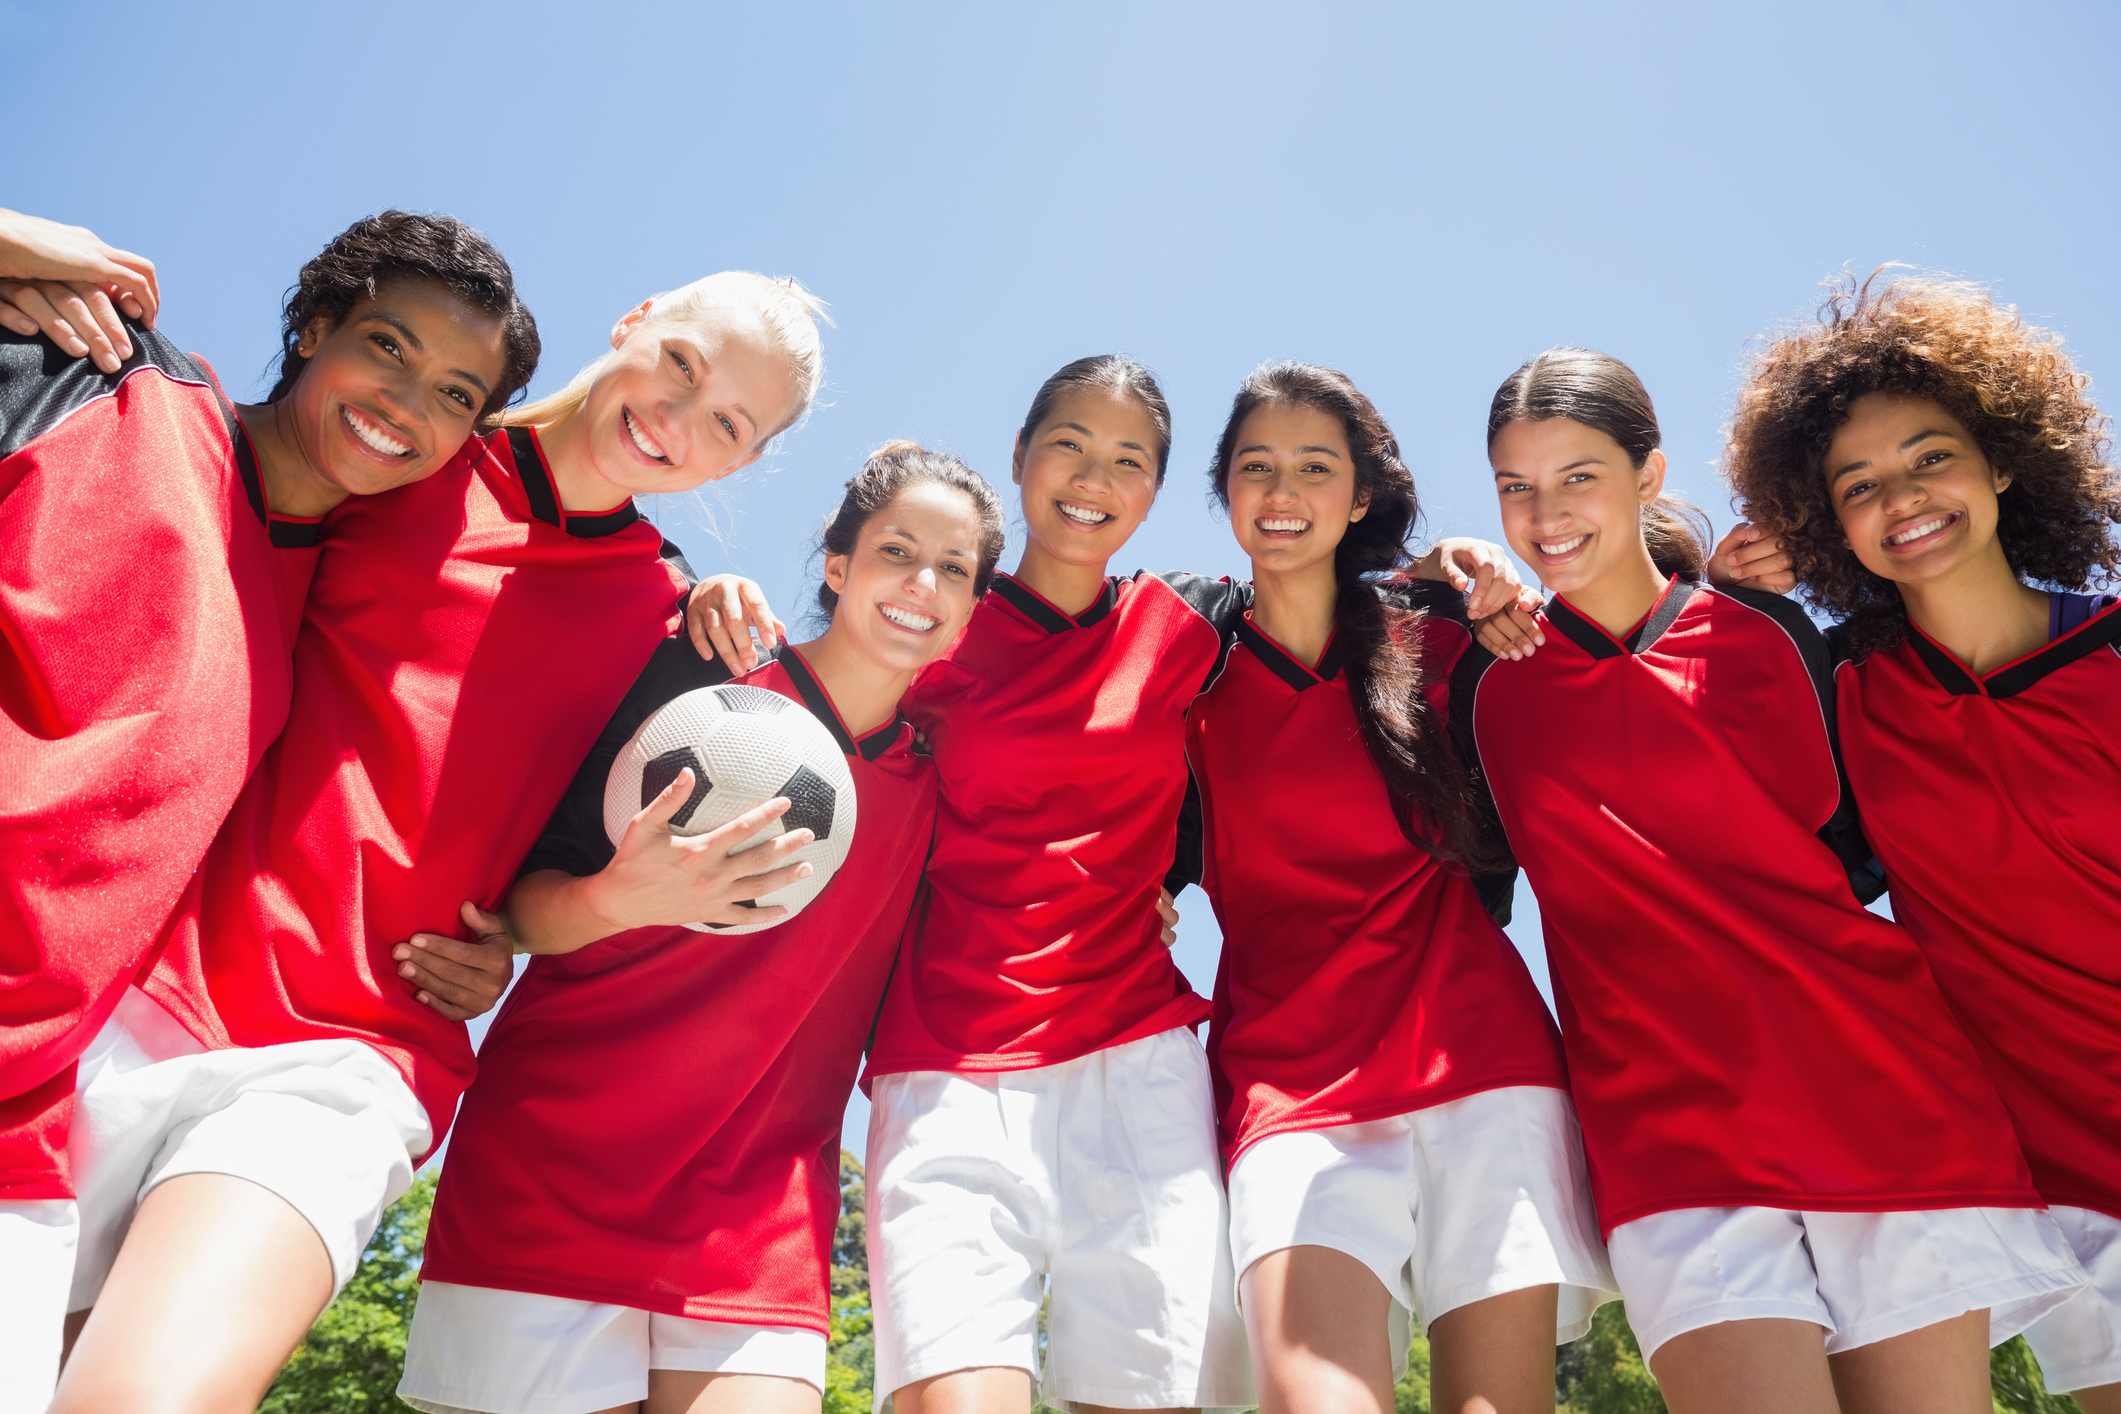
[11,0,2115,1155]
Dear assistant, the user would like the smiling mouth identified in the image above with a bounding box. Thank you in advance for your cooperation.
[1056,501,1112,527]
[1536,533,1589,557]
[1884,513,1958,548]
[622,407,672,465]
[342,405,413,458]
[879,603,938,632]
[1256,516,1310,535]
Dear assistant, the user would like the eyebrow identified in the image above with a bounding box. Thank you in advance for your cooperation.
[1235,443,1344,459]
[881,525,974,559]
[1493,456,1603,478]
[1830,429,1952,481]
[362,311,492,396]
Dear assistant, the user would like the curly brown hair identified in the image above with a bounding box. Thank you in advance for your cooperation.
[1724,272,2120,657]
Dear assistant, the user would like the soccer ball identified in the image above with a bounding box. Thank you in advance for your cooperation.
[603,683,858,934]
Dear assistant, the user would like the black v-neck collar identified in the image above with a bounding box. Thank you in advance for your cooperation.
[1236,616,1342,691]
[991,573,1118,634]
[777,644,904,762]
[507,426,643,538]
[1546,578,1697,660]
[1906,600,2121,700]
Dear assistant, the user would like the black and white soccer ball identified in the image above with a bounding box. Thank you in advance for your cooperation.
[603,684,857,934]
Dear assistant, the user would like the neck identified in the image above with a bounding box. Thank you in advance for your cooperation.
[526,407,634,514]
[234,401,348,519]
[1896,541,2050,673]
[1249,556,1339,668]
[790,631,915,740]
[1010,540,1111,618]
[1559,540,1671,639]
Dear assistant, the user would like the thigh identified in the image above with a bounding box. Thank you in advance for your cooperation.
[644,1371,819,1414]
[1825,1308,1991,1414]
[1240,1244,1396,1414]
[1405,1086,1616,1341]
[1425,1284,1561,1414]
[1649,1317,1838,1414]
[865,1069,1047,1403]
[49,1171,335,1414]
[888,1367,1033,1414]
[1047,1029,1253,1410]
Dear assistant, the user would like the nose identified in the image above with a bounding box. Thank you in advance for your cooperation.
[1261,470,1300,505]
[905,565,939,599]
[1878,468,1926,514]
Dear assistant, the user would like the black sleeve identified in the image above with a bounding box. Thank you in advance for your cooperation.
[0,320,211,459]
[1716,586,1887,906]
[1165,766,1205,897]
[1157,570,1253,638]
[515,635,743,881]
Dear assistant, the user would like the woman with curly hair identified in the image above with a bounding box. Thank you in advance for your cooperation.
[1725,275,2121,1413]
[1458,345,2085,1414]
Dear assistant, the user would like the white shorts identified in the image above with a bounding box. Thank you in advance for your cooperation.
[398,1281,827,1414]
[866,1026,1254,1413]
[67,987,431,1307]
[1226,1085,1618,1373]
[0,1197,77,1414]
[2023,1206,2121,1394]
[1608,1203,2087,1364]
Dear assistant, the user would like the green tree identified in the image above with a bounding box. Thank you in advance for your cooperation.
[1990,1335,2082,1414]
[1556,1303,1665,1414]
[1392,1327,1433,1414]
[259,1170,436,1414]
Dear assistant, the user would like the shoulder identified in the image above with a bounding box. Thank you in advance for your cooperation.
[1148,570,1252,624]
[1374,575,1468,623]
[0,323,220,460]
[1699,582,1824,646]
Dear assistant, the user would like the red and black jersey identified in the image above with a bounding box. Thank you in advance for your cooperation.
[1834,599,2121,1222]
[0,327,321,1200]
[423,645,934,1330]
[1455,577,2041,1235]
[864,570,1248,1079]
[1189,589,1566,1167]
[143,427,689,1155]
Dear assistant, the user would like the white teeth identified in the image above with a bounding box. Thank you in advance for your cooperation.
[1056,501,1111,526]
[1258,517,1310,532]
[1887,516,1951,546]
[623,408,669,463]
[879,604,937,631]
[343,406,411,457]
[1537,534,1588,555]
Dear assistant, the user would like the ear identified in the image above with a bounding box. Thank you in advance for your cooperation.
[1010,432,1026,487]
[823,551,849,598]
[609,299,656,351]
[1992,461,2014,495]
[295,314,334,360]
[1349,486,1372,524]
[1636,448,1669,504]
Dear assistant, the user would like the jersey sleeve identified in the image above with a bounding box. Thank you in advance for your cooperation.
[1444,635,1521,924]
[517,636,738,880]
[1165,766,1205,896]
[1156,571,1253,637]
[1718,586,1887,906]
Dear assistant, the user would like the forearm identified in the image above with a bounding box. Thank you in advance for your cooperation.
[506,869,627,955]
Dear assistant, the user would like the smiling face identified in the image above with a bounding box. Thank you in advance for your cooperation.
[281,278,507,497]
[1491,416,1666,595]
[822,478,986,676]
[1225,401,1367,578]
[575,296,804,500]
[1011,388,1163,567]
[1825,392,2011,588]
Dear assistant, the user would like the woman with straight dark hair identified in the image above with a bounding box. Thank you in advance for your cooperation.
[1452,346,2085,1414]
[1183,362,1615,1414]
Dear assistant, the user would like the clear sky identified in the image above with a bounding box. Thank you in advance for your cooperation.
[11,0,2115,1156]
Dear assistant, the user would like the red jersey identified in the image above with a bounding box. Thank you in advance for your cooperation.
[1190,592,1567,1166]
[1835,600,2121,1222]
[143,427,688,1153]
[0,328,320,1200]
[864,571,1247,1078]
[422,647,933,1329]
[1456,578,2040,1235]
